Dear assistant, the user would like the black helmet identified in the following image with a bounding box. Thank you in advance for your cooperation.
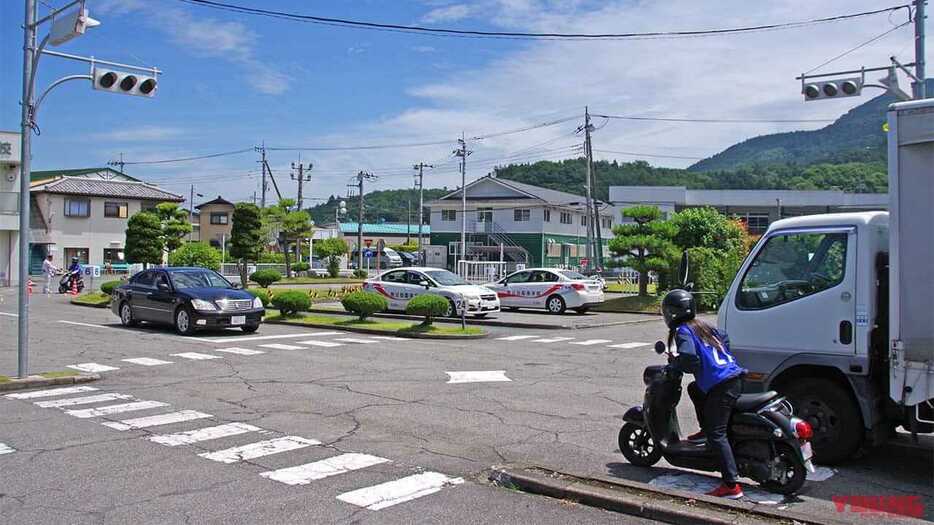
[71,257,79,263]
[662,289,695,328]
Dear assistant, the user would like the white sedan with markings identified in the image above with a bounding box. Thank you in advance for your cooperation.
[485,268,605,314]
[363,267,500,318]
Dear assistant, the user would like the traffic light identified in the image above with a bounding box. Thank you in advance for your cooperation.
[802,77,862,101]
[93,67,157,97]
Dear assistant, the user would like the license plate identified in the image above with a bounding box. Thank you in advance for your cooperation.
[800,441,813,461]
[231,315,246,326]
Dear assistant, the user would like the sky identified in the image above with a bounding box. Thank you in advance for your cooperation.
[0,0,927,210]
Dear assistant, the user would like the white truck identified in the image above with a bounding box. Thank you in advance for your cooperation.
[717,99,934,464]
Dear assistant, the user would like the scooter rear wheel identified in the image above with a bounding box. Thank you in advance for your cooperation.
[760,442,807,495]
[618,422,662,466]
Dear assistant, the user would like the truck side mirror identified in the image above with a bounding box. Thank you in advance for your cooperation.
[679,251,690,288]
[654,341,667,354]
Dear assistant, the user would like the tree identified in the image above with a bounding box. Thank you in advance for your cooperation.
[280,209,312,278]
[608,206,677,297]
[389,241,418,253]
[168,242,222,271]
[670,207,747,255]
[125,212,164,268]
[314,237,349,278]
[229,203,264,285]
[154,203,192,253]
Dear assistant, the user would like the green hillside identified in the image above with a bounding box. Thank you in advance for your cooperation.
[306,188,449,224]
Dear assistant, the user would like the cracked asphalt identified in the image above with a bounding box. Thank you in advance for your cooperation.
[1,293,931,524]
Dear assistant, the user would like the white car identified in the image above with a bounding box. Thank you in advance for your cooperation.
[362,267,500,318]
[486,268,605,314]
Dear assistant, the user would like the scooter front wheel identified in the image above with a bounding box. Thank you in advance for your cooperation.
[760,442,807,495]
[618,422,662,466]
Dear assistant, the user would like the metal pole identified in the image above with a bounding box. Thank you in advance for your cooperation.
[459,135,467,270]
[583,107,594,270]
[915,0,927,99]
[188,185,194,241]
[357,172,364,272]
[18,0,37,378]
[259,143,267,208]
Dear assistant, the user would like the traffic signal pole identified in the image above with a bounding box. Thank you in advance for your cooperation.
[17,0,37,378]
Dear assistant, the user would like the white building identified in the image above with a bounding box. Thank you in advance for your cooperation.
[0,131,22,286]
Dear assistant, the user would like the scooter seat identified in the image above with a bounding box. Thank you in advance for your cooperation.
[735,391,779,411]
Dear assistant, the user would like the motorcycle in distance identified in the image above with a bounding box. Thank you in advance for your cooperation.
[58,269,84,294]
[618,340,815,495]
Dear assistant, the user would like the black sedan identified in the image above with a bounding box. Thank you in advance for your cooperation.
[111,267,264,335]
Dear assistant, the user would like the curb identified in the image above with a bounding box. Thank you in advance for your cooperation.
[70,299,110,309]
[489,465,847,525]
[0,373,101,392]
[265,318,488,339]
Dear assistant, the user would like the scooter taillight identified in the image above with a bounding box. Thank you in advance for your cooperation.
[794,419,813,441]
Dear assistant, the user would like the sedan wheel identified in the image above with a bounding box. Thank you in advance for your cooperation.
[546,295,566,314]
[120,302,138,327]
[445,299,458,318]
[175,307,196,336]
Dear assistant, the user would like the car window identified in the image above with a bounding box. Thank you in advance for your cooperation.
[154,273,170,289]
[169,270,231,289]
[382,270,407,283]
[135,271,155,288]
[532,270,559,282]
[406,271,428,285]
[423,270,468,286]
[738,231,848,310]
[505,271,531,284]
[559,270,587,280]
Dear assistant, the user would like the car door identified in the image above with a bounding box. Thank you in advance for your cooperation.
[375,270,410,310]
[127,270,156,321]
[147,272,178,325]
[529,270,562,309]
[497,270,533,307]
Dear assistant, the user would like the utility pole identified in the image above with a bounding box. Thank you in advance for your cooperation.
[353,171,376,271]
[413,162,433,256]
[107,152,125,174]
[290,157,312,211]
[406,197,411,243]
[581,108,595,270]
[584,106,603,270]
[188,185,202,241]
[17,0,37,379]
[914,0,927,99]
[255,143,268,208]
[453,135,471,271]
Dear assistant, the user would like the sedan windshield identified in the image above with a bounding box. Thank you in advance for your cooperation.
[559,270,587,280]
[424,270,468,286]
[170,270,231,289]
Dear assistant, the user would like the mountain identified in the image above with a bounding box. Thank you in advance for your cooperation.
[305,188,450,225]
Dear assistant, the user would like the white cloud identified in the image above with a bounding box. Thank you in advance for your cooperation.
[411,45,438,53]
[421,4,474,24]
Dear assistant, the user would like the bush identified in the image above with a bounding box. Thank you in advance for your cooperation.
[258,252,286,263]
[352,269,368,279]
[327,257,341,278]
[167,242,222,271]
[250,269,282,288]
[100,280,122,295]
[341,290,388,321]
[271,290,310,316]
[246,288,271,307]
[292,262,310,273]
[405,294,448,326]
[685,247,744,311]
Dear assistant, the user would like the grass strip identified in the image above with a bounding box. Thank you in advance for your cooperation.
[71,291,111,306]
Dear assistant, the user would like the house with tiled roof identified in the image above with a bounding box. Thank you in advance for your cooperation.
[194,196,235,248]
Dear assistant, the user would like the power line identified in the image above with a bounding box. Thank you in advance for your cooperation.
[804,20,911,75]
[593,149,704,160]
[177,0,910,41]
[592,114,836,123]
[118,148,254,165]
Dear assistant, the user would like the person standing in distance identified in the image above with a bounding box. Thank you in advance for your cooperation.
[41,254,59,295]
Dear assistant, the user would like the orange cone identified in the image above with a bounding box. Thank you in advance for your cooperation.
[26,279,33,297]
[70,278,78,296]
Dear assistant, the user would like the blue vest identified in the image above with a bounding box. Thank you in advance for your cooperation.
[678,325,744,393]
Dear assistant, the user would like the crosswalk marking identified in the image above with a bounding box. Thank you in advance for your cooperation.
[171,352,222,360]
[607,342,651,349]
[445,371,512,384]
[67,363,120,373]
[260,453,390,485]
[65,400,169,419]
[5,386,99,399]
[102,410,214,431]
[213,347,265,356]
[259,343,305,350]
[529,337,574,343]
[35,393,134,408]
[122,357,174,366]
[369,336,411,341]
[297,340,344,348]
[333,338,379,344]
[0,443,15,455]
[569,339,613,346]
[148,422,262,447]
[496,335,537,341]
[199,436,320,464]
[336,471,465,510]
[291,331,340,337]
[202,333,328,343]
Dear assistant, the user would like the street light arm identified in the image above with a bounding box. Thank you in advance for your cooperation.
[33,74,92,119]
[27,34,50,108]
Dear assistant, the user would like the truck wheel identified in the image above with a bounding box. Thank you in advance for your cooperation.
[784,378,862,465]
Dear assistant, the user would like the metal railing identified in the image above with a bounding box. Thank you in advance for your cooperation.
[0,192,18,215]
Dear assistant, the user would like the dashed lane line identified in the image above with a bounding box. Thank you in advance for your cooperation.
[103,410,213,431]
[67,363,120,373]
[607,342,651,349]
[148,422,263,447]
[5,386,99,399]
[171,352,223,361]
[65,400,169,419]
[0,443,16,455]
[336,471,465,511]
[569,339,613,346]
[260,453,391,486]
[296,340,344,348]
[200,333,335,344]
[122,357,174,366]
[258,343,305,350]
[199,436,321,464]
[495,335,537,341]
[529,337,574,343]
[333,338,379,344]
[0,312,17,317]
[445,371,512,384]
[34,393,134,408]
[213,347,265,356]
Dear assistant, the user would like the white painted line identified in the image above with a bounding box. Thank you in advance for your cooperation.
[199,436,320,464]
[530,337,574,343]
[297,340,343,348]
[148,422,262,447]
[0,443,15,455]
[5,386,98,399]
[122,357,174,366]
[368,336,411,341]
[201,333,334,344]
[57,320,115,330]
[35,393,134,408]
[445,371,512,384]
[288,331,340,337]
[337,471,465,510]
[333,338,379,344]
[67,363,120,373]
[258,343,305,350]
[102,410,213,431]
[170,352,222,360]
[260,453,390,485]
[0,312,17,317]
[569,339,613,346]
[213,347,265,356]
[65,400,169,419]
[495,335,537,341]
[607,342,651,349]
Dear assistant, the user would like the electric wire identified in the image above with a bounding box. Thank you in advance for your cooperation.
[803,20,911,75]
[592,114,836,123]
[118,148,255,165]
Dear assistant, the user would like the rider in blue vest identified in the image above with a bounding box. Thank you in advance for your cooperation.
[663,289,746,499]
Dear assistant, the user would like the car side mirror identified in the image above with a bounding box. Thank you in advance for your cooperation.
[654,341,667,354]
[157,282,170,292]
[419,280,430,289]
[232,282,242,289]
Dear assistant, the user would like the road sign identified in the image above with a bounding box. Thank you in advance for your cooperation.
[364,249,374,258]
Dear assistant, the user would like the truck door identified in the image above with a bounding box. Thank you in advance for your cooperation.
[723,227,857,369]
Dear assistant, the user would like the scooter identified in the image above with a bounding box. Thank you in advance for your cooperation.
[58,270,85,294]
[618,341,815,495]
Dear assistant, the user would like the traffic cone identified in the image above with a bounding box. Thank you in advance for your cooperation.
[70,278,78,296]
[26,279,33,297]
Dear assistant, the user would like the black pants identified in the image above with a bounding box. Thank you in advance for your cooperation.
[688,377,742,485]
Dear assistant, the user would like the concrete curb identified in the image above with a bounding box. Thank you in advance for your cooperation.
[70,299,110,308]
[265,318,488,339]
[0,373,101,392]
[489,465,847,525]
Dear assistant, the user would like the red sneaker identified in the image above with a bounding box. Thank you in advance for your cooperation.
[686,431,705,443]
[706,483,744,499]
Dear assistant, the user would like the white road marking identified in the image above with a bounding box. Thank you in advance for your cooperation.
[67,363,120,373]
[103,410,213,431]
[148,422,262,447]
[65,400,169,419]
[296,340,344,348]
[170,352,222,360]
[287,331,340,337]
[0,443,16,455]
[569,339,613,346]
[57,320,116,330]
[213,347,265,356]
[260,453,390,485]
[5,386,98,399]
[258,343,305,350]
[496,335,537,341]
[333,338,379,344]
[607,342,651,349]
[368,336,411,341]
[199,436,320,463]
[122,357,174,366]
[530,337,574,343]
[35,393,134,408]
[201,333,332,343]
[337,471,465,510]
[0,312,17,317]
[445,371,512,384]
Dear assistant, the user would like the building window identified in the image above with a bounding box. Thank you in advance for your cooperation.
[64,198,90,217]
[477,207,493,223]
[104,201,128,218]
[441,209,456,222]
[601,217,612,229]
[141,201,158,212]
[560,212,572,224]
[64,247,89,264]
[209,239,221,248]
[103,248,125,264]
[514,209,530,222]
[543,209,551,222]
[733,213,770,235]
[210,212,229,225]
[580,215,588,226]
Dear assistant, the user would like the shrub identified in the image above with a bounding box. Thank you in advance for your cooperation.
[341,290,388,321]
[167,242,222,271]
[685,247,744,311]
[327,257,341,278]
[246,288,271,307]
[258,252,285,263]
[292,262,310,273]
[352,269,368,279]
[100,280,122,295]
[271,290,310,316]
[405,294,448,326]
[250,269,282,288]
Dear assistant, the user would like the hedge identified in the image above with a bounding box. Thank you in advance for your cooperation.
[250,269,282,288]
[271,290,310,316]
[292,262,310,272]
[685,247,744,311]
[405,294,448,326]
[341,290,388,321]
[100,280,122,295]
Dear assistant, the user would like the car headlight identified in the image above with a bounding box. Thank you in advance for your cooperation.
[252,296,263,309]
[190,299,217,312]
